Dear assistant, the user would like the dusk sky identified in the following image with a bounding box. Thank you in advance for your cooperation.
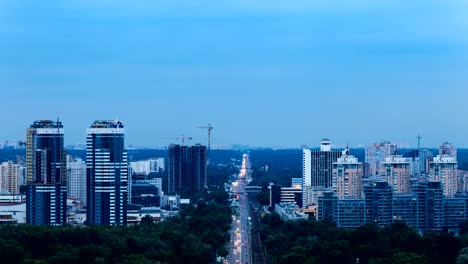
[1,0,468,148]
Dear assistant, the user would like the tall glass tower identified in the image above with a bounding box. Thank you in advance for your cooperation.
[26,120,67,225]
[86,120,128,225]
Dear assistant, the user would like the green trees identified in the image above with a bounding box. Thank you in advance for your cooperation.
[0,191,232,264]
[261,214,465,264]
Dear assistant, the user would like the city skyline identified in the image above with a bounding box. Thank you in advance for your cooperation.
[2,1,468,147]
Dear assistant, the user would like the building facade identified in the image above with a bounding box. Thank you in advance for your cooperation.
[381,155,412,194]
[332,149,363,199]
[26,120,67,225]
[430,155,459,197]
[0,161,20,194]
[365,142,397,176]
[303,139,342,207]
[86,120,128,225]
[67,156,87,205]
[168,144,207,195]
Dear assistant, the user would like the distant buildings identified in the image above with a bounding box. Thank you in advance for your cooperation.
[26,120,67,225]
[365,142,397,176]
[168,144,207,195]
[439,141,457,159]
[0,161,20,194]
[86,120,128,225]
[130,158,165,175]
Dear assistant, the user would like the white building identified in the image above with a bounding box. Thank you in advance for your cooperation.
[130,158,165,175]
[0,195,26,224]
[67,156,87,205]
[0,161,20,194]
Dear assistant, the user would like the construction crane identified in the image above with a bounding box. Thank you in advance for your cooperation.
[162,135,193,146]
[197,123,213,152]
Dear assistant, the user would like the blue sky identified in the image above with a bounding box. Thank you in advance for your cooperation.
[1,0,467,148]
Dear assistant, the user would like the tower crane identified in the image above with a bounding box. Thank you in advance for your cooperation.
[162,135,193,146]
[197,123,213,152]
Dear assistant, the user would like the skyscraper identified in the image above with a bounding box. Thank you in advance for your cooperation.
[26,120,67,225]
[381,155,412,194]
[365,142,397,176]
[332,148,363,199]
[302,138,342,207]
[67,156,87,205]
[429,154,459,197]
[168,144,207,195]
[0,161,20,194]
[86,120,128,225]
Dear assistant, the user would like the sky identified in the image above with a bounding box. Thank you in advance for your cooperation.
[1,0,468,148]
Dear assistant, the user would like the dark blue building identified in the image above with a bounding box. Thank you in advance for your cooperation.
[168,144,207,195]
[86,120,128,225]
[26,120,67,225]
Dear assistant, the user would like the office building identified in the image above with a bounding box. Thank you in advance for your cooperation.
[0,161,20,194]
[381,155,412,194]
[365,142,397,176]
[26,120,67,225]
[67,156,87,205]
[86,120,128,225]
[332,148,363,199]
[429,155,459,197]
[302,139,342,207]
[168,144,207,194]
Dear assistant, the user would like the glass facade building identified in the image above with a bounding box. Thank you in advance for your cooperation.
[26,120,67,225]
[86,120,128,225]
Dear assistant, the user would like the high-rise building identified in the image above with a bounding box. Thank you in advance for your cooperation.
[302,139,342,207]
[168,144,207,195]
[418,148,433,174]
[0,161,20,194]
[67,156,86,205]
[411,181,443,232]
[381,155,412,194]
[439,141,457,159]
[26,120,67,225]
[363,181,393,227]
[86,120,128,225]
[365,142,397,176]
[332,148,363,199]
[429,155,459,197]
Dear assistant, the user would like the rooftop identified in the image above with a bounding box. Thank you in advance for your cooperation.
[30,120,63,129]
[90,120,124,129]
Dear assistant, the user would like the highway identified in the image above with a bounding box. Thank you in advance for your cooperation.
[227,154,252,264]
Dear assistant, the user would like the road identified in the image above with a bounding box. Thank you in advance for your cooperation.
[227,155,252,264]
